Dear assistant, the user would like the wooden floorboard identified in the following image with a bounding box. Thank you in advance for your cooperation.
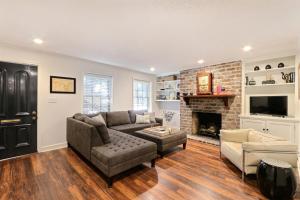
[0,139,299,200]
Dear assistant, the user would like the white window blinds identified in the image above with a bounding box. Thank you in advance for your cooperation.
[133,80,151,111]
[83,74,112,114]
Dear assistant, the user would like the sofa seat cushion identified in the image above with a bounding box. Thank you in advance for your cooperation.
[110,123,160,133]
[91,129,157,167]
[106,111,131,127]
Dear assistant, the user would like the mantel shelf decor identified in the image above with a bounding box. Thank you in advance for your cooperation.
[182,94,235,107]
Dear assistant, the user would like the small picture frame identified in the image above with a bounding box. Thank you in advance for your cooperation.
[196,72,212,95]
[50,76,76,94]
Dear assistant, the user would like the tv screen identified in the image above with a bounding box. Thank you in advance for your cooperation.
[250,96,288,116]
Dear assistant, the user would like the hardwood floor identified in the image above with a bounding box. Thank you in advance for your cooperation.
[0,139,299,200]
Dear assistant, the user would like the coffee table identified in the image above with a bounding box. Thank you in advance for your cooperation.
[133,127,187,156]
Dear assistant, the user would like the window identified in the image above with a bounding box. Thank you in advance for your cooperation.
[133,79,151,111]
[83,74,112,114]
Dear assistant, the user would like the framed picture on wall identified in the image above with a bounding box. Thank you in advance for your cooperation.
[196,72,212,95]
[50,76,76,94]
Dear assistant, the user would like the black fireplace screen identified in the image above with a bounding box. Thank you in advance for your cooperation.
[192,112,222,138]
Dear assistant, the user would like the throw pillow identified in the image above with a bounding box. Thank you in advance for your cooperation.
[73,113,88,121]
[136,114,151,124]
[84,117,110,144]
[144,112,156,123]
[92,114,106,126]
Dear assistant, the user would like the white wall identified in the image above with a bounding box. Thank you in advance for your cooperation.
[0,44,158,152]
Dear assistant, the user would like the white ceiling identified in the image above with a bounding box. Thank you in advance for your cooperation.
[0,0,300,75]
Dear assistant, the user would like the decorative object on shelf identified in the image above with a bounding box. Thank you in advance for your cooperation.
[257,158,296,200]
[249,78,256,85]
[50,76,76,94]
[254,66,260,71]
[265,64,272,70]
[278,62,285,68]
[221,87,226,92]
[262,80,276,85]
[196,72,213,95]
[172,75,177,80]
[245,76,249,85]
[176,92,180,100]
[282,72,295,83]
[169,92,176,100]
[182,92,188,96]
[216,83,222,94]
[159,95,166,100]
[190,92,193,96]
[289,72,295,83]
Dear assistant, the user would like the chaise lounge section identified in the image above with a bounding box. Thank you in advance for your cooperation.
[66,110,162,187]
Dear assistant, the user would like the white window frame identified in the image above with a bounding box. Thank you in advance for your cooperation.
[132,79,152,111]
[83,73,113,114]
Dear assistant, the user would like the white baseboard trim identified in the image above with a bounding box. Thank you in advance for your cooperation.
[38,142,68,152]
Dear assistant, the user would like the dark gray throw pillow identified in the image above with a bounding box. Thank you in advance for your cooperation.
[84,117,110,144]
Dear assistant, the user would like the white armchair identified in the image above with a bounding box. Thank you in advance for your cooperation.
[220,129,298,180]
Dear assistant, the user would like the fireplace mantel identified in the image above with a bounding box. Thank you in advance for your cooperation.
[182,94,235,107]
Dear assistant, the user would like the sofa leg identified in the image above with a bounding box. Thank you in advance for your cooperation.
[151,159,156,168]
[107,177,113,188]
[67,143,71,148]
[183,143,186,149]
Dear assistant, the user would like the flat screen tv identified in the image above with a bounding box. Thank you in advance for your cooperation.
[250,96,288,116]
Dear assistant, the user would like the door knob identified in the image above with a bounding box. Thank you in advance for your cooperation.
[32,111,37,120]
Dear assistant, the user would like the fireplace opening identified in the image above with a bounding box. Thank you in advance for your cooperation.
[192,112,222,139]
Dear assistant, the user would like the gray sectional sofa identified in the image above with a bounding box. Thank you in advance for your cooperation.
[66,110,162,187]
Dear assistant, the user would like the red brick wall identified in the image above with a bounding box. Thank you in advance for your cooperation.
[180,61,242,133]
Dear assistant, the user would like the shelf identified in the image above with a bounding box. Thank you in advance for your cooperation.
[182,94,235,107]
[245,66,294,75]
[245,83,295,88]
[155,100,180,102]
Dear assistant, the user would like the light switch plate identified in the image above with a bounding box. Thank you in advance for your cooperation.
[48,97,57,103]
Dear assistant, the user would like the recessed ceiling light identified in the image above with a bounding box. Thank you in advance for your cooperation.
[33,38,43,44]
[243,45,252,52]
[197,59,204,64]
[150,67,155,72]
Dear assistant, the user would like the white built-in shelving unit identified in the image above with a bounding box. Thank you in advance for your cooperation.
[240,55,299,144]
[155,80,180,101]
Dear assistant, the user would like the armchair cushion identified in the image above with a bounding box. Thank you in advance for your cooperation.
[220,129,252,143]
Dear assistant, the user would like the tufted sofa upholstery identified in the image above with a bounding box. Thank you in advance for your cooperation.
[91,129,157,177]
[66,110,161,187]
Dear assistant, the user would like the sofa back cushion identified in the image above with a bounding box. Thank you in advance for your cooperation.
[128,110,147,123]
[248,130,286,142]
[107,111,131,127]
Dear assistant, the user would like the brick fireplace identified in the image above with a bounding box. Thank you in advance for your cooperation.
[180,61,242,134]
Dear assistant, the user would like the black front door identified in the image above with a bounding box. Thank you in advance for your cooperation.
[0,61,37,160]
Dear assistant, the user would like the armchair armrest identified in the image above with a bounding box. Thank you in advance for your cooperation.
[155,117,163,126]
[220,129,252,143]
[242,142,298,153]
